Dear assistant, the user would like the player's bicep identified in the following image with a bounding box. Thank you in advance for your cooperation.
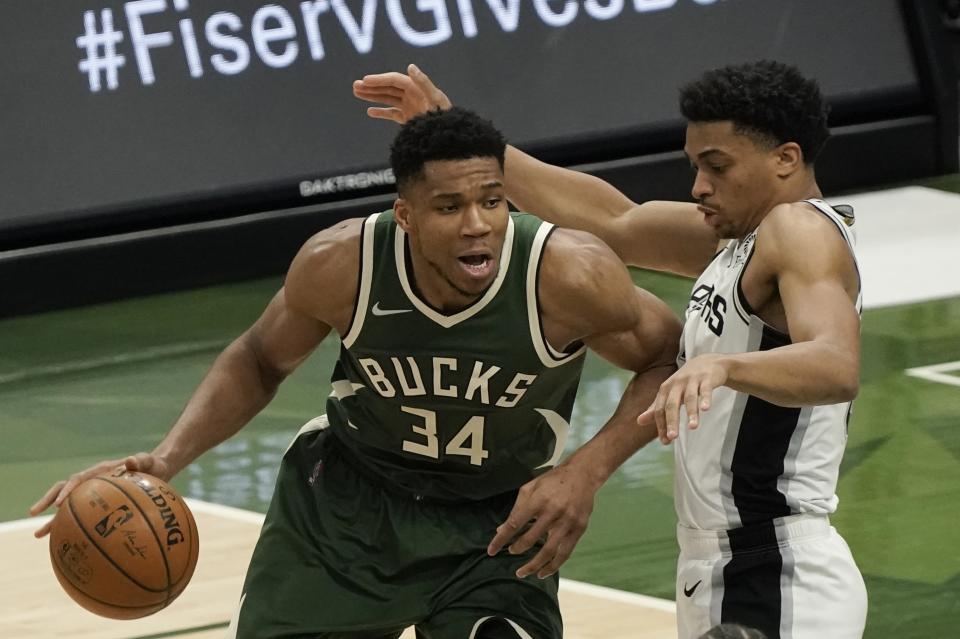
[245,288,332,379]
[778,267,860,352]
[772,218,860,356]
[583,287,682,373]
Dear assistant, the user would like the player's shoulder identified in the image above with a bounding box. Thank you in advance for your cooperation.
[542,226,622,272]
[285,216,366,315]
[301,216,366,260]
[539,226,638,329]
[761,201,841,238]
[540,226,629,299]
[756,201,854,271]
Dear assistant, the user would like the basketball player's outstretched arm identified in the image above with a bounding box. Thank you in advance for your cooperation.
[29,220,363,537]
[487,228,682,579]
[641,204,861,443]
[352,64,719,276]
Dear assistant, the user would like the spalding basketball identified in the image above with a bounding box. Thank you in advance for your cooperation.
[48,469,199,619]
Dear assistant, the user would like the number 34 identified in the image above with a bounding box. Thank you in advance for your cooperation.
[401,406,489,467]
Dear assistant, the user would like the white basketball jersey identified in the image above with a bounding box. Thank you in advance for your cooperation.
[675,199,862,530]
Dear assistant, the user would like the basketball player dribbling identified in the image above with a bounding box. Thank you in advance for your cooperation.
[354,60,868,638]
[31,108,683,638]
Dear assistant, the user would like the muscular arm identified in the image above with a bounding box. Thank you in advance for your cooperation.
[150,291,331,478]
[489,229,681,577]
[30,221,362,530]
[153,220,362,475]
[504,147,718,276]
[645,205,860,442]
[353,65,718,276]
[540,229,681,479]
[720,205,860,405]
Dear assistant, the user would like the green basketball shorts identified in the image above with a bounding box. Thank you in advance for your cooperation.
[227,416,562,639]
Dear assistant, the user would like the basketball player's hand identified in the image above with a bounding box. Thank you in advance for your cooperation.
[28,452,172,538]
[637,353,730,445]
[488,464,598,579]
[353,64,452,124]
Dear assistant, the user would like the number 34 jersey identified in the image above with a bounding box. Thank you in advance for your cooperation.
[675,199,862,531]
[325,211,586,502]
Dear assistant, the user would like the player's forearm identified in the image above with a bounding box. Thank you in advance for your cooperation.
[562,364,675,487]
[505,146,634,243]
[723,343,859,407]
[151,337,283,478]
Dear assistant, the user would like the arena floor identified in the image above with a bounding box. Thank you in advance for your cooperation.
[2,180,958,638]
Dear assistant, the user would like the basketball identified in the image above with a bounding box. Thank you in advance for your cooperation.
[47,470,199,619]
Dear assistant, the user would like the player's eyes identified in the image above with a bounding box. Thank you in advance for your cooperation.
[483,198,502,208]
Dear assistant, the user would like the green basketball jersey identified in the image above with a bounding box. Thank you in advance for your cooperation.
[325,210,586,501]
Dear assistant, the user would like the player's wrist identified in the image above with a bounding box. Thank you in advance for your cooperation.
[559,454,610,491]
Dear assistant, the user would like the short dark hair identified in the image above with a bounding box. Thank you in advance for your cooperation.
[389,107,506,193]
[698,623,768,639]
[679,60,830,163]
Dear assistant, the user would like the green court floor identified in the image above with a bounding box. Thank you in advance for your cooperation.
[2,196,958,637]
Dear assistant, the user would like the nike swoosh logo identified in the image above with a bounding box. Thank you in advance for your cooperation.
[371,302,413,316]
[683,580,702,597]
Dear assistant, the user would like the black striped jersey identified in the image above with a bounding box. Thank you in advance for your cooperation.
[675,199,862,530]
[324,211,586,501]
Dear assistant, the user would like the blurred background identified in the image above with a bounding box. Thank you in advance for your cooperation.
[1,1,958,638]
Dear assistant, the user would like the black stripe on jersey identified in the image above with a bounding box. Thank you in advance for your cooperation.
[729,325,797,526]
[734,246,790,341]
[721,521,784,638]
[732,241,755,325]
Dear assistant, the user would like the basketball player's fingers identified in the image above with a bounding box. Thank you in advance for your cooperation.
[651,391,669,444]
[636,406,655,427]
[663,384,685,441]
[515,528,565,578]
[366,107,406,124]
[123,452,165,478]
[34,518,54,539]
[488,500,538,555]
[537,539,576,579]
[684,381,701,429]
[29,480,67,516]
[352,85,405,105]
[352,82,405,99]
[408,64,452,109]
[506,511,556,556]
[699,381,715,411]
[356,71,414,89]
[55,458,132,506]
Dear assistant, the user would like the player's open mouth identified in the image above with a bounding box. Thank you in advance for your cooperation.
[457,254,493,278]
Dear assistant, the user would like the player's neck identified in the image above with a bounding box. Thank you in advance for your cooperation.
[406,248,481,313]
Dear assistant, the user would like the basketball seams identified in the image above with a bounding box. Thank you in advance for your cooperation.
[64,490,169,598]
[94,476,173,607]
[51,556,164,615]
[168,498,199,593]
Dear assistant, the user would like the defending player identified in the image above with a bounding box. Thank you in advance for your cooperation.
[31,108,681,638]
[354,61,868,638]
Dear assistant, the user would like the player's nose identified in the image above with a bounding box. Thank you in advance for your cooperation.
[691,170,713,200]
[460,203,491,237]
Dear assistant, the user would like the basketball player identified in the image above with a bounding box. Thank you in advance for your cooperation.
[353,61,868,638]
[31,108,682,638]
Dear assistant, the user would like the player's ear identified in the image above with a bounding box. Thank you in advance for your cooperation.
[394,197,412,232]
[774,142,803,178]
